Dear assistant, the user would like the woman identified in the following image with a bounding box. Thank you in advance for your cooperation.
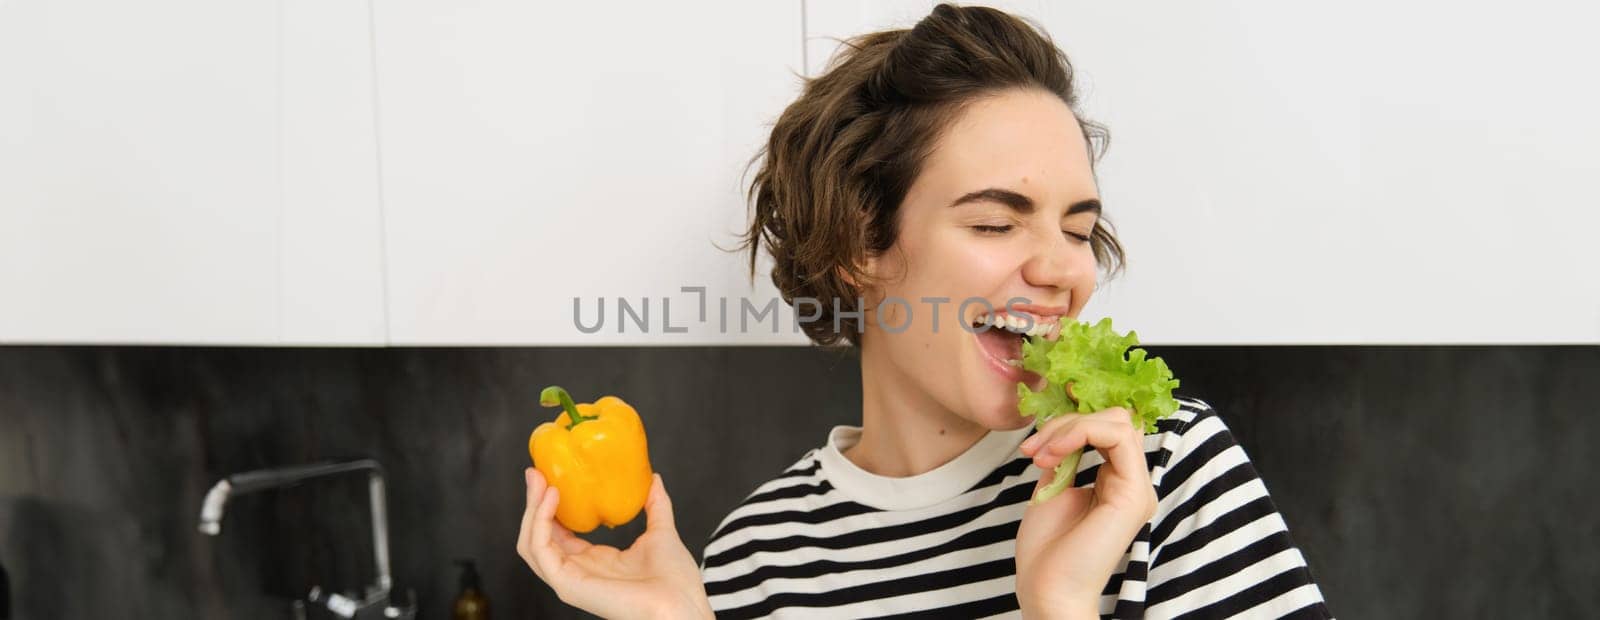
[517,4,1333,618]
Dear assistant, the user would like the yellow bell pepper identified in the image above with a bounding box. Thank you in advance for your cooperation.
[529,385,654,533]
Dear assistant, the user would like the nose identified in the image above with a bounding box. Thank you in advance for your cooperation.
[1020,229,1084,295]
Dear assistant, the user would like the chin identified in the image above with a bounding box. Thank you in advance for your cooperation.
[986,400,1034,430]
[961,377,1033,431]
[956,341,1038,431]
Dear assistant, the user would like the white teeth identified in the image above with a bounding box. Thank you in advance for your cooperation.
[973,311,1051,334]
[972,311,1062,338]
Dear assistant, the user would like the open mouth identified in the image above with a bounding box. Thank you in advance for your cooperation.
[970,310,1059,386]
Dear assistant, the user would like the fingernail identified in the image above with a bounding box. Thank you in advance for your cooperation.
[525,468,535,485]
[1021,435,1039,451]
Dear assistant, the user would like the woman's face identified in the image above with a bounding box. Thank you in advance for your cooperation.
[861,87,1102,431]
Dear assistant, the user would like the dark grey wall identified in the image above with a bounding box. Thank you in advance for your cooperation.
[0,345,1594,619]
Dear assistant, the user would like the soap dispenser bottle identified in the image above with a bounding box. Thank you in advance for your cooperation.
[1,557,10,620]
[452,559,489,620]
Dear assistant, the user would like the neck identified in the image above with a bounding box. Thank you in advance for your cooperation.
[846,335,988,477]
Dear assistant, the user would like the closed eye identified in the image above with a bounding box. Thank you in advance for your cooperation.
[972,224,1014,235]
[1065,230,1091,243]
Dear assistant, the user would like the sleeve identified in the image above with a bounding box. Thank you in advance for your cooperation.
[1141,403,1335,619]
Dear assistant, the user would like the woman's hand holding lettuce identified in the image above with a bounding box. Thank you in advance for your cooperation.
[1012,317,1182,617]
[1016,317,1181,503]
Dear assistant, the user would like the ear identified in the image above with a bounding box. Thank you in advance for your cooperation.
[835,264,858,289]
[840,252,899,309]
[835,252,883,290]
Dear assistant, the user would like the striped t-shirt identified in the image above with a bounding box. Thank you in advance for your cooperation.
[699,397,1334,618]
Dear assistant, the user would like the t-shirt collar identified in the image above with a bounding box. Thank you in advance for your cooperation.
[816,423,1035,511]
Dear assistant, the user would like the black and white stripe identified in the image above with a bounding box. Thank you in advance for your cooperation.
[700,397,1334,619]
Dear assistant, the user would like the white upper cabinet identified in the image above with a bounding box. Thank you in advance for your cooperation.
[0,0,385,345]
[278,0,388,345]
[0,0,279,344]
[808,0,1600,345]
[3,1,1593,345]
[374,1,808,345]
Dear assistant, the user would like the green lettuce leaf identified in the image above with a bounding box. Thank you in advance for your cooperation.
[1015,317,1181,503]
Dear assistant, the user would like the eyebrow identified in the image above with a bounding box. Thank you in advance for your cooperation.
[947,188,1102,216]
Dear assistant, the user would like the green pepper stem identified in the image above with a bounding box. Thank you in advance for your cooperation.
[540,385,593,427]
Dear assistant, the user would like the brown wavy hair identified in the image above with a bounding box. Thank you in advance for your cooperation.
[739,2,1124,347]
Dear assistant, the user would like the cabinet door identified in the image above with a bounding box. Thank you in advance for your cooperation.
[0,0,280,344]
[0,0,387,345]
[280,0,387,345]
[377,1,808,345]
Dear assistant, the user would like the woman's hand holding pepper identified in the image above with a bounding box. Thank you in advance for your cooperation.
[517,467,714,619]
[1013,407,1160,619]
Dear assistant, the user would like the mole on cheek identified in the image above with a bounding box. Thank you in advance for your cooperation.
[939,428,946,435]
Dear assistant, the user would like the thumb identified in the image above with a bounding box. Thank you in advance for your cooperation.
[644,472,679,537]
[1024,468,1092,523]
[1031,465,1056,496]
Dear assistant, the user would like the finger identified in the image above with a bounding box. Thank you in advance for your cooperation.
[1038,418,1145,483]
[517,468,547,571]
[1020,405,1094,454]
[1031,419,1127,469]
[643,473,679,538]
[1032,462,1056,493]
[1021,411,1086,458]
[1019,421,1057,455]
[551,521,592,555]
[1087,406,1136,428]
[1075,407,1145,472]
[1022,405,1137,455]
[1090,413,1150,481]
[526,485,567,585]
[1025,463,1092,516]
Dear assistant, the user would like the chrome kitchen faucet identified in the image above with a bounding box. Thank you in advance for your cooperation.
[198,459,416,619]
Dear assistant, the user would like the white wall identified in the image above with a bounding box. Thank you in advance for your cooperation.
[809,0,1600,345]
[2,1,1595,345]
